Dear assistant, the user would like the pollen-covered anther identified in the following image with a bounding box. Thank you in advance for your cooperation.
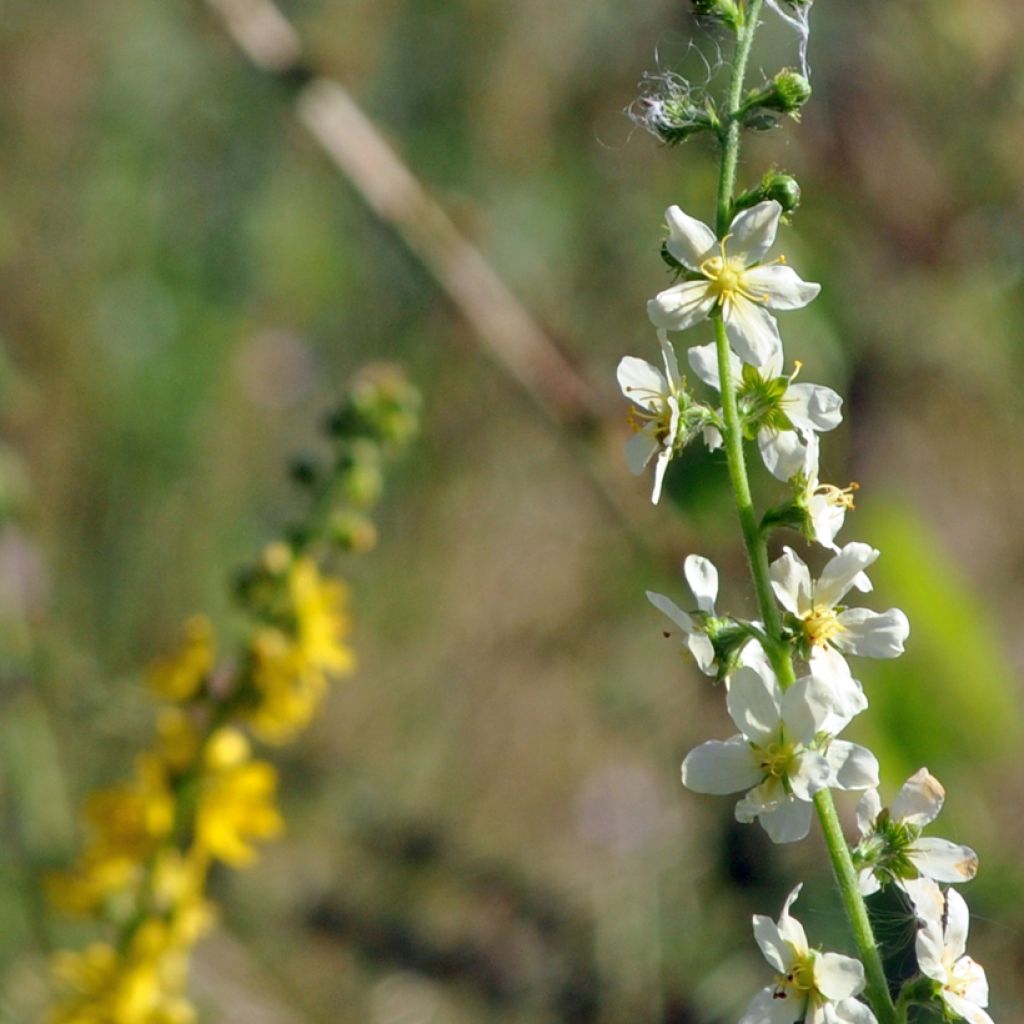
[756,740,798,779]
[699,238,767,307]
[801,605,845,647]
[815,481,859,511]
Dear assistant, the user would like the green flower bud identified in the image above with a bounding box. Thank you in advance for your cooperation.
[733,170,802,217]
[327,364,421,449]
[339,441,384,508]
[766,69,812,114]
[690,0,741,30]
[327,512,378,554]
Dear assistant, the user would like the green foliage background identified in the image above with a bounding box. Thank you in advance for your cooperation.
[1,1,1023,1021]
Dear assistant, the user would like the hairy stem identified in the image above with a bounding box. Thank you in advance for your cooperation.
[710,4,897,1022]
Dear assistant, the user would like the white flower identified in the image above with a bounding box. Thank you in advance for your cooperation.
[687,341,842,481]
[740,884,877,1024]
[648,200,820,366]
[769,543,910,684]
[617,330,689,503]
[853,768,979,897]
[647,554,722,675]
[795,434,858,551]
[914,884,993,1024]
[680,658,877,843]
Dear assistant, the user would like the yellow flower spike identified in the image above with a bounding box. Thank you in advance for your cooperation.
[147,617,215,704]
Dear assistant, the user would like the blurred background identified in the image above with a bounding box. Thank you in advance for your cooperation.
[2,0,1024,1020]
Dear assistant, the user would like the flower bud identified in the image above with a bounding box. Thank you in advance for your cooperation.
[765,69,812,114]
[327,512,378,554]
[327,364,421,449]
[732,171,802,218]
[690,0,741,30]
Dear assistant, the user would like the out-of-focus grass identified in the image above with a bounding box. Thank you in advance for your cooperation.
[2,0,1024,1020]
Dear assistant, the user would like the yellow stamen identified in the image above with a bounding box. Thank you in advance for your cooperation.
[814,481,859,511]
[801,605,845,647]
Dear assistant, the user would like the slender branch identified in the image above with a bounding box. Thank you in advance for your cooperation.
[710,5,897,1022]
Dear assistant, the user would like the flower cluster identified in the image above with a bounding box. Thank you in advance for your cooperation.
[45,365,420,1024]
[620,11,994,1018]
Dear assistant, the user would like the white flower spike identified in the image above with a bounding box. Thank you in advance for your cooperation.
[680,658,877,843]
[687,340,842,482]
[617,330,695,503]
[740,884,877,1024]
[914,884,993,1024]
[769,543,910,684]
[647,554,722,675]
[853,768,979,897]
[648,200,820,366]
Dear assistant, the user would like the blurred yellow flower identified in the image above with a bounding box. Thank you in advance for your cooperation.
[147,617,215,704]
[194,727,283,866]
[244,556,355,742]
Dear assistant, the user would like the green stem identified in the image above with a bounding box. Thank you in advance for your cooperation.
[709,5,897,1023]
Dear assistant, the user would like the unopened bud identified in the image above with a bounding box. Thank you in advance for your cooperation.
[690,0,741,30]
[328,363,421,449]
[766,69,812,114]
[340,442,384,508]
[328,512,378,554]
[733,171,802,218]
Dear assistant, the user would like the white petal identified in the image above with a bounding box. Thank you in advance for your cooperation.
[727,200,782,263]
[808,645,854,688]
[770,547,813,615]
[814,952,865,1000]
[681,737,761,795]
[651,444,672,504]
[758,427,809,482]
[752,915,789,973]
[814,543,880,609]
[944,888,970,961]
[855,789,882,838]
[646,590,694,634]
[857,868,881,897]
[687,340,734,391]
[727,665,782,744]
[625,431,659,475]
[804,670,868,736]
[787,751,832,800]
[760,797,814,844]
[739,986,803,1024]
[908,838,979,884]
[686,632,717,675]
[949,958,990,1009]
[833,998,878,1024]
[724,297,783,366]
[781,675,833,743]
[704,423,724,450]
[777,883,806,950]
[648,281,717,332]
[657,329,682,388]
[617,356,667,409]
[943,991,993,1024]
[835,608,909,659]
[891,768,944,826]
[914,915,947,983]
[809,494,845,552]
[744,263,821,311]
[684,554,718,613]
[904,877,945,927]
[664,205,717,270]
[784,383,844,433]
[825,741,879,792]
